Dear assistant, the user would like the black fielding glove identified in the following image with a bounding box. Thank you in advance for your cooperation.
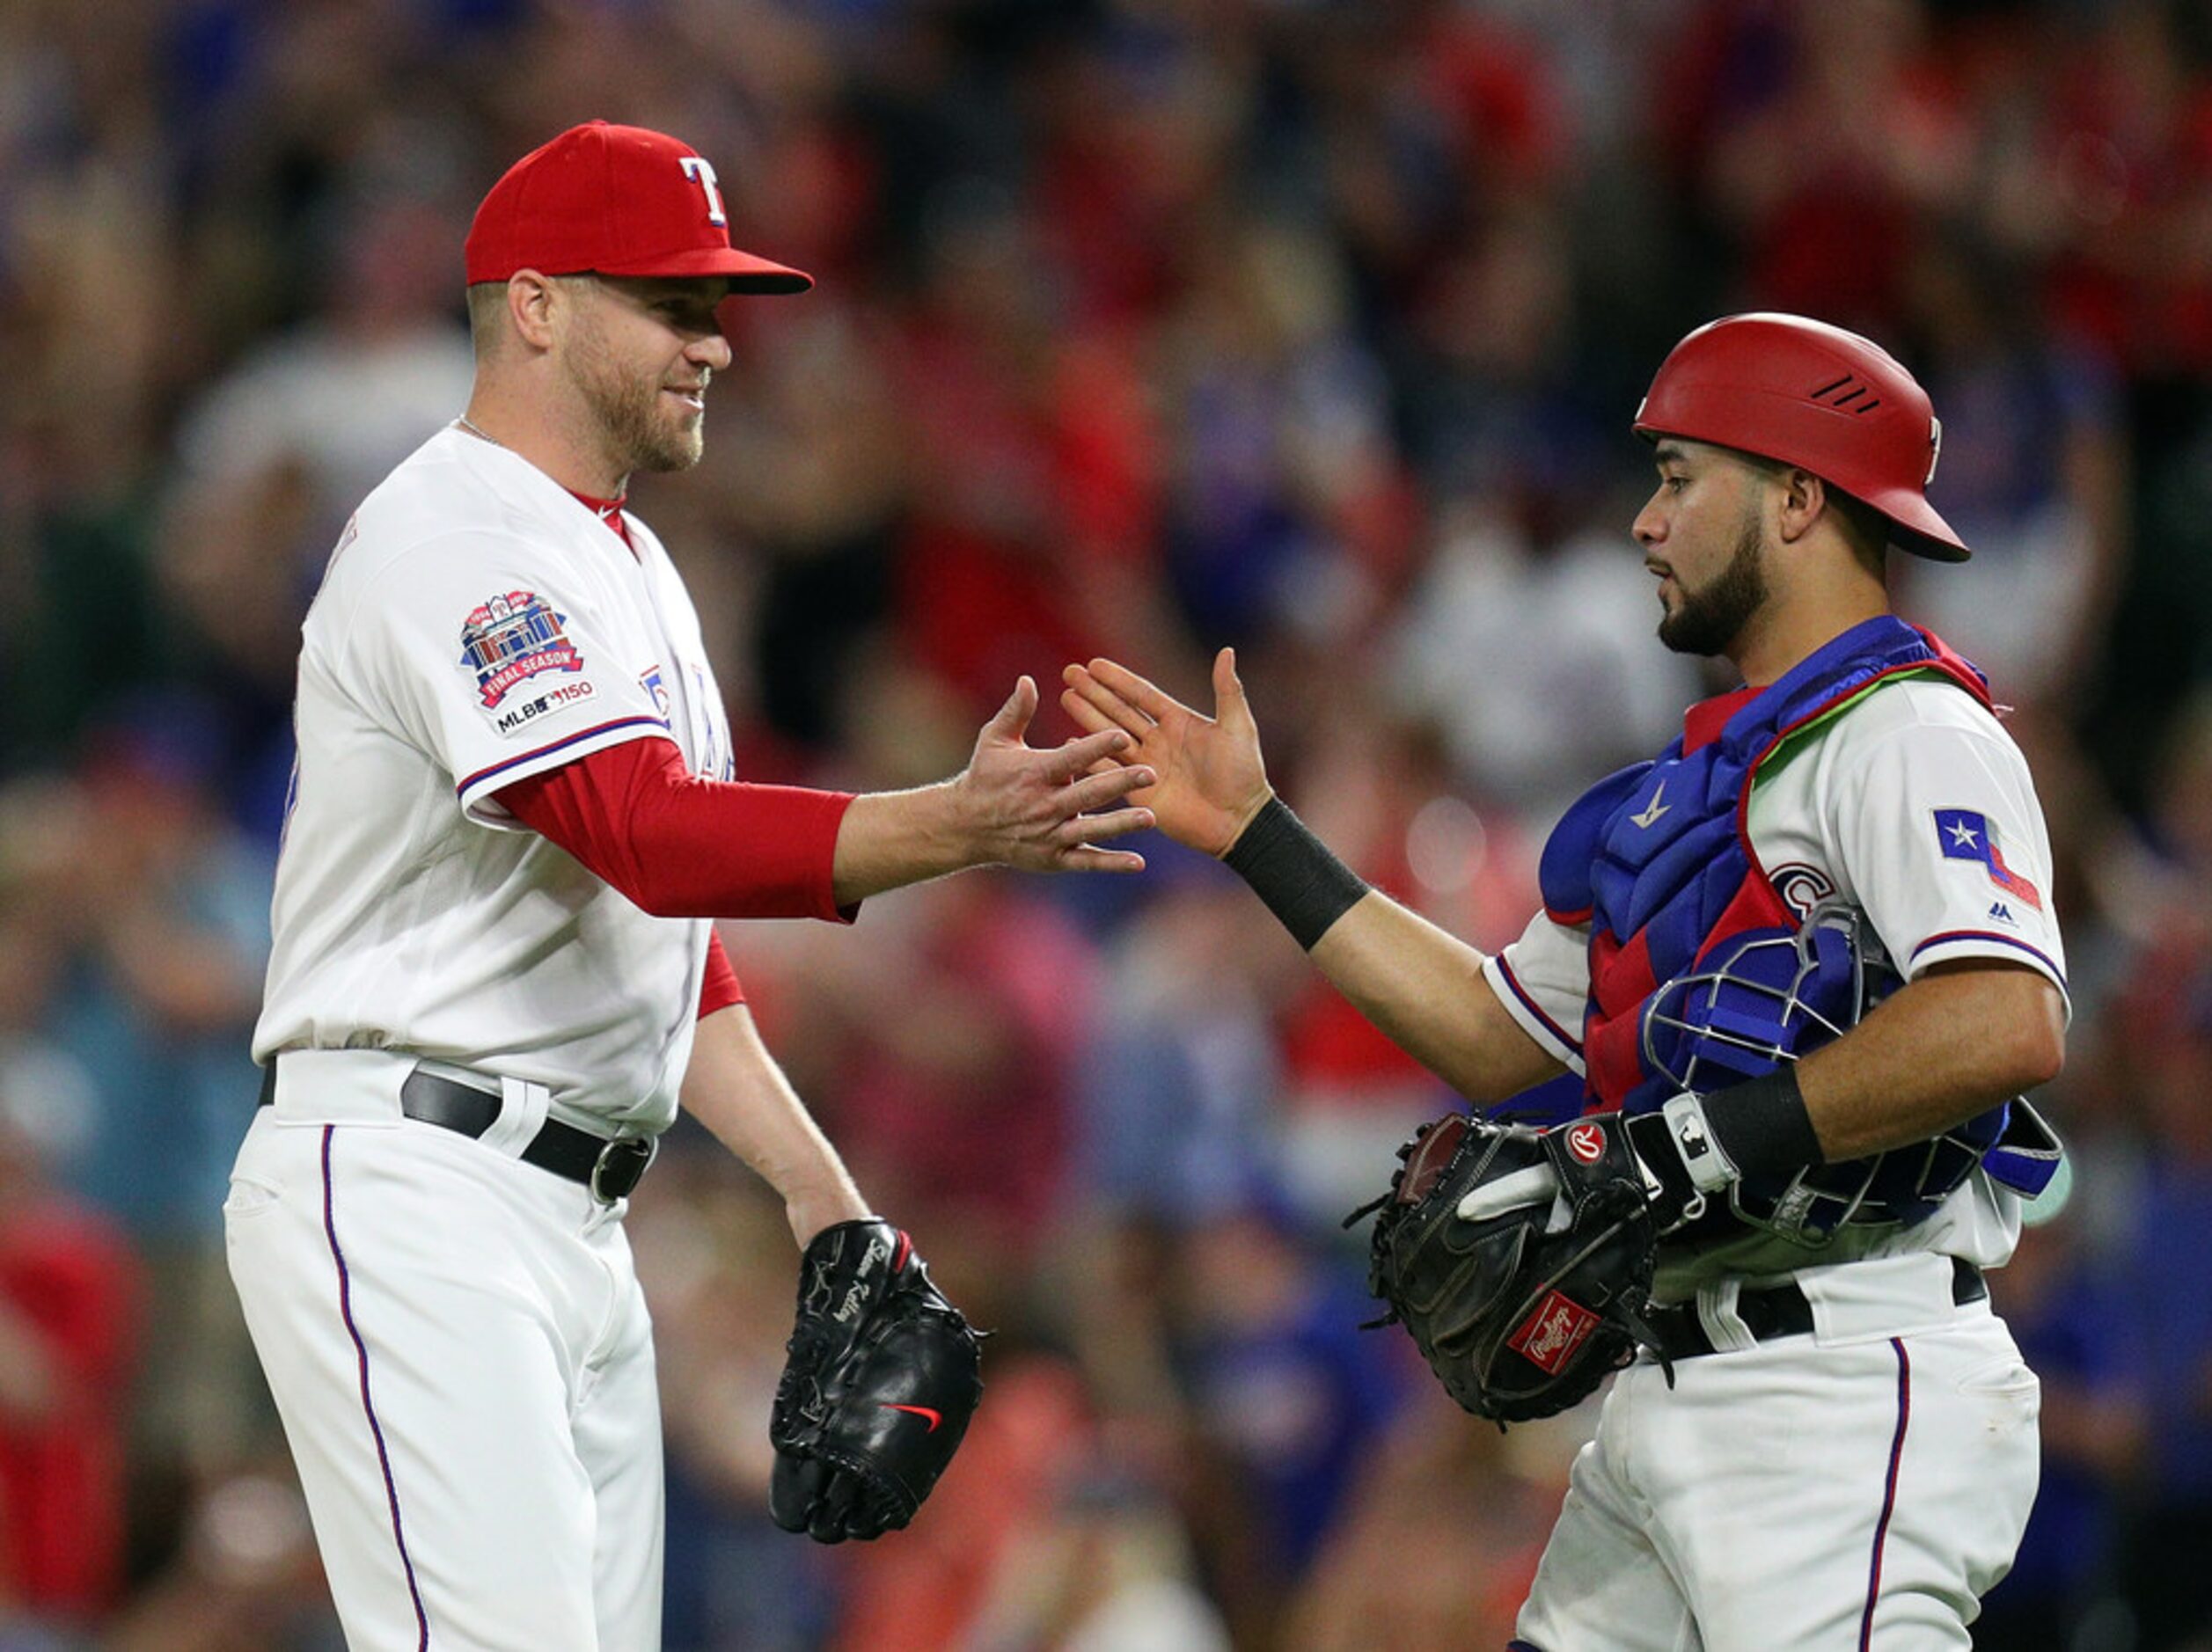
[768,1218,984,1542]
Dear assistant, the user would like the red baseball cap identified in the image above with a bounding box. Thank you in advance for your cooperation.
[465,121,812,295]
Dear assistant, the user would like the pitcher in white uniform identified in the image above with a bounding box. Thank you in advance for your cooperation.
[1065,313,2066,1649]
[228,120,1157,1651]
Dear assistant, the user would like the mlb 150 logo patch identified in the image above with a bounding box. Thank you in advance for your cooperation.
[461,591,584,708]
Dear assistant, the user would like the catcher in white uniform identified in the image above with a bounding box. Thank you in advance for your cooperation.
[1066,313,2065,1648]
[229,121,1157,1650]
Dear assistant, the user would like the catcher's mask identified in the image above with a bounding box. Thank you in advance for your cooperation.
[1640,899,2005,1240]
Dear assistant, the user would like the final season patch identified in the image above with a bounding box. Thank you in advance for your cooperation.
[1934,808,2043,911]
[460,591,583,708]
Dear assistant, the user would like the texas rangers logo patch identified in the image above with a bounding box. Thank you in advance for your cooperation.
[1933,808,2043,911]
[1507,1290,1600,1376]
[460,591,583,708]
[640,664,672,720]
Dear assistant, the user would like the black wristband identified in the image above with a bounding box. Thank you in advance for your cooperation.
[1221,795,1370,950]
[1700,1065,1825,1181]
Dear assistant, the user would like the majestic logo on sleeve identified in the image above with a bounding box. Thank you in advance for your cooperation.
[1934,808,2043,911]
[460,591,584,708]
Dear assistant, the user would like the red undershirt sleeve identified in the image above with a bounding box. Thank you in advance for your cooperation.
[699,929,745,1019]
[495,736,857,925]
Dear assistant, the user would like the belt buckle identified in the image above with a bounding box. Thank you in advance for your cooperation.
[589,1134,657,1205]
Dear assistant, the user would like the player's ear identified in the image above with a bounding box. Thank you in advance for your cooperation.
[1773,466,1826,546]
[506,270,560,353]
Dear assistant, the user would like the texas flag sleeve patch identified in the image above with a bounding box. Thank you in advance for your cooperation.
[1933,808,2043,910]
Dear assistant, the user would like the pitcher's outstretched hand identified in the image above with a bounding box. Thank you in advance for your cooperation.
[953,676,1157,872]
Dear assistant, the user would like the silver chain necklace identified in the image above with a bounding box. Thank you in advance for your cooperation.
[456,413,631,515]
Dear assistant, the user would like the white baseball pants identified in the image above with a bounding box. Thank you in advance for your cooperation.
[1514,1252,2040,1651]
[226,1080,663,1650]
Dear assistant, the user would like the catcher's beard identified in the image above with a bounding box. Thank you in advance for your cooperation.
[563,303,706,478]
[1658,508,1767,658]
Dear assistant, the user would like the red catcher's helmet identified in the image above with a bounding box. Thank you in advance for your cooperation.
[1633,313,1967,562]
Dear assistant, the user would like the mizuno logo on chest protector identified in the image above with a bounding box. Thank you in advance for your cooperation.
[1630,782,1672,830]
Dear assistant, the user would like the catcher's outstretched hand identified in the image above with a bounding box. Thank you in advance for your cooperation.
[1059,649,1272,858]
[769,1219,983,1543]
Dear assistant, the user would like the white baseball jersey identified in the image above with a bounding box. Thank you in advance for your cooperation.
[254,425,733,1131]
[1482,674,2066,1289]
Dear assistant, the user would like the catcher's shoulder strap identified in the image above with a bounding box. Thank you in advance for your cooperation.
[1752,657,1989,794]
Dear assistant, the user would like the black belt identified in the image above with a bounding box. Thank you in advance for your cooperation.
[257,1063,656,1204]
[1642,1257,1987,1363]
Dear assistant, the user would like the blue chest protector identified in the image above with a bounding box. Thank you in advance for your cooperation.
[1528,617,2058,1239]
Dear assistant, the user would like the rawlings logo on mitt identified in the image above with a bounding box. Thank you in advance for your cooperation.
[1355,1111,1659,1424]
[769,1218,984,1542]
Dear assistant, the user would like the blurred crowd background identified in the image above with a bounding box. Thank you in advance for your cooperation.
[3,0,2211,1646]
